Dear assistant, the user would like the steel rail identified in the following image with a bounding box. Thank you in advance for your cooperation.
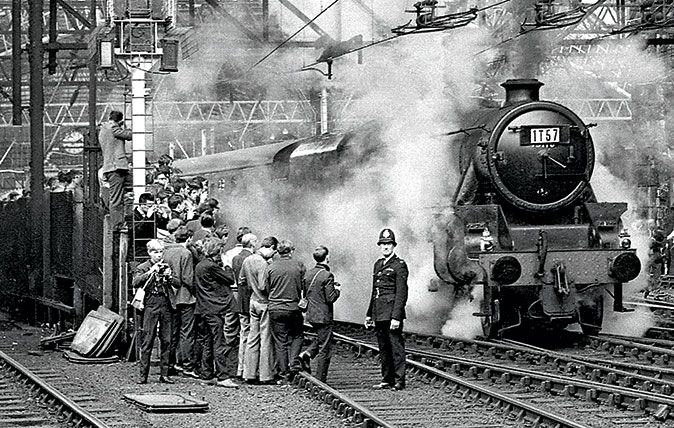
[394,340,674,421]
[293,372,395,428]
[332,333,590,428]
[340,323,674,395]
[588,334,674,362]
[0,350,111,428]
[501,337,674,387]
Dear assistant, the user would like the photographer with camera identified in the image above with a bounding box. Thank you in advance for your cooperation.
[132,239,176,384]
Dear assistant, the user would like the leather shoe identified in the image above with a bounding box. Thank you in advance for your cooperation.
[298,352,311,373]
[372,382,392,389]
[393,382,405,391]
[216,378,239,388]
[182,369,199,379]
[159,376,175,384]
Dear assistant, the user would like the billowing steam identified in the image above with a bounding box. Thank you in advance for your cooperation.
[538,39,671,336]
[441,284,484,339]
[164,2,670,339]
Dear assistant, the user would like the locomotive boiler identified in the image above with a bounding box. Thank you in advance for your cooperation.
[433,78,641,337]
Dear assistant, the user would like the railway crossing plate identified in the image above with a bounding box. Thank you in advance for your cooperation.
[123,393,209,412]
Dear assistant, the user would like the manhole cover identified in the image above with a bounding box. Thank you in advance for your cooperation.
[123,393,209,412]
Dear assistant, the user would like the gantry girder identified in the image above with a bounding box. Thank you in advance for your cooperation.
[0,95,631,128]
[0,99,316,126]
[3,0,665,158]
[477,0,674,40]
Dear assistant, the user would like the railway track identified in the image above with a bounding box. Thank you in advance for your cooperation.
[322,322,674,425]
[294,336,589,428]
[0,350,114,428]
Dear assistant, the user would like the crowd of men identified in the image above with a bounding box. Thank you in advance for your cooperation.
[101,110,410,390]
[132,224,409,390]
[132,227,343,387]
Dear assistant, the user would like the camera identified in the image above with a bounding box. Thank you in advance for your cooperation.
[154,263,171,283]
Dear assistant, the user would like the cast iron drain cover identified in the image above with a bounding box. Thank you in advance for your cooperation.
[123,393,209,412]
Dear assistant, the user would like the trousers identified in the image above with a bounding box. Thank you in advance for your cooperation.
[139,294,172,380]
[237,313,250,377]
[243,299,274,381]
[269,309,304,378]
[199,311,240,380]
[374,320,406,386]
[104,169,132,227]
[170,303,196,370]
[304,322,333,382]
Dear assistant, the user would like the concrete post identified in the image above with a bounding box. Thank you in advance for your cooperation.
[102,214,113,308]
[130,60,155,202]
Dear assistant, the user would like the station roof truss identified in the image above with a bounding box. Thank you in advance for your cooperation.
[474,0,674,42]
[0,0,658,160]
[0,99,317,127]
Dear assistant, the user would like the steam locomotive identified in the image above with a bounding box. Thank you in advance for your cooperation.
[434,79,641,337]
[174,78,641,338]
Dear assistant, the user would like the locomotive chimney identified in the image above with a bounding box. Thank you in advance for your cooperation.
[501,79,544,107]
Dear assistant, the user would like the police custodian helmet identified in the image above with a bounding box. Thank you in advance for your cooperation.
[377,228,397,245]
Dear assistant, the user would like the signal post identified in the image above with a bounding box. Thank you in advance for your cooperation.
[97,0,179,332]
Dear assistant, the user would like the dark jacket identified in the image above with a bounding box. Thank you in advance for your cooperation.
[163,242,195,305]
[194,257,236,315]
[232,248,253,314]
[264,254,306,312]
[132,259,176,309]
[366,254,408,322]
[305,263,340,324]
[99,120,132,174]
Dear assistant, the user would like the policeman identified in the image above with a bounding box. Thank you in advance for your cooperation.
[365,228,409,390]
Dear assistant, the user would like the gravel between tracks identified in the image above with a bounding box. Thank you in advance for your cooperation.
[1,325,347,428]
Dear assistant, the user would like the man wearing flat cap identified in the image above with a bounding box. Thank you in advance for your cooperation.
[366,228,408,391]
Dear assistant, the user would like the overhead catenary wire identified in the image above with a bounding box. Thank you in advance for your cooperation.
[297,0,513,71]
[247,0,344,73]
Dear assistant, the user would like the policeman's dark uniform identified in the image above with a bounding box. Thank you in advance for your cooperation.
[367,229,408,389]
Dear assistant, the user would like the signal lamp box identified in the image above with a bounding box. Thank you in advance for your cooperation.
[115,18,163,56]
[112,0,167,19]
[159,39,179,72]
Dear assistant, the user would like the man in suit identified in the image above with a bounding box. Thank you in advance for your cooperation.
[365,228,409,391]
[132,239,175,384]
[194,238,240,388]
[298,245,340,382]
[164,226,197,377]
[99,110,132,229]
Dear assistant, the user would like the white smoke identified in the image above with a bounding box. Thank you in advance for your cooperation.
[167,4,670,339]
[441,284,484,339]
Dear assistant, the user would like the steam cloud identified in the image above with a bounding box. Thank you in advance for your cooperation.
[164,2,670,338]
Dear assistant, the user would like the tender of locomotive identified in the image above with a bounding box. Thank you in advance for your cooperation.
[432,79,641,337]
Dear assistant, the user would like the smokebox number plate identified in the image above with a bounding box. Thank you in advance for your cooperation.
[520,126,570,146]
